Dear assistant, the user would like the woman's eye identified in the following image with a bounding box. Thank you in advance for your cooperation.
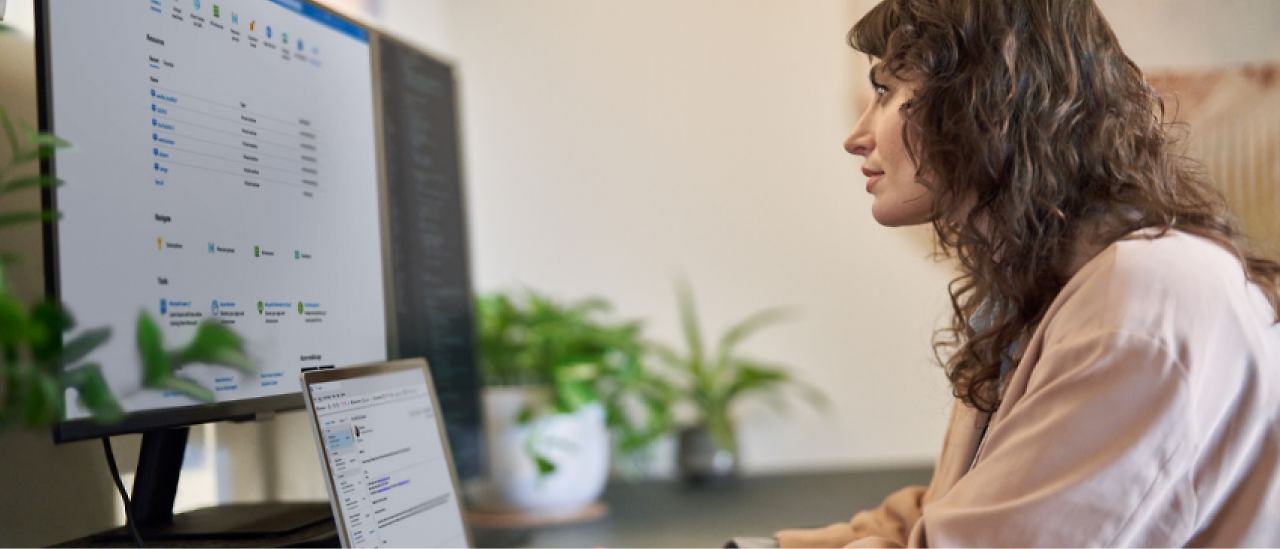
[874,84,889,98]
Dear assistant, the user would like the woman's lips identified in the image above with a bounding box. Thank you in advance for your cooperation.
[866,174,884,193]
[862,168,885,193]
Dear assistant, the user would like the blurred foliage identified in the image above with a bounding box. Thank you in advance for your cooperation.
[651,279,829,452]
[476,290,675,474]
[0,106,253,432]
[476,282,829,475]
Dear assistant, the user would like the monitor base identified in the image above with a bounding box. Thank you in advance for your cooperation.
[80,502,337,547]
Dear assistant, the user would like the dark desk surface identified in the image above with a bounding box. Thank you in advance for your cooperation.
[55,467,933,548]
[498,466,933,548]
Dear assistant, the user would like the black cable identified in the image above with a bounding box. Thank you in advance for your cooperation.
[102,437,147,548]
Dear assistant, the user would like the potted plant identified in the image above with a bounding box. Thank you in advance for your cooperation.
[652,280,828,487]
[0,107,253,432]
[474,289,673,513]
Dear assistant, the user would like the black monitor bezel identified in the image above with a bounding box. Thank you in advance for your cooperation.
[37,0,385,443]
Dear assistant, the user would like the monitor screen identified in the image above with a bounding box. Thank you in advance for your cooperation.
[377,34,484,480]
[43,0,386,436]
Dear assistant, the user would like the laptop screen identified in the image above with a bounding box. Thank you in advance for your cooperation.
[308,366,468,547]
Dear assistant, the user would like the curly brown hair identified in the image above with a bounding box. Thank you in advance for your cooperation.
[849,0,1280,413]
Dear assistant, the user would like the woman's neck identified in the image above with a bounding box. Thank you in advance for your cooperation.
[1063,209,1144,279]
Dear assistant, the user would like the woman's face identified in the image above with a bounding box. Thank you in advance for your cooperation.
[844,64,933,227]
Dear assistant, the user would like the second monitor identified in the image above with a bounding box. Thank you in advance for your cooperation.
[377,33,484,481]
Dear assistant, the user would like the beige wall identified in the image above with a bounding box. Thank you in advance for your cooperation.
[1101,0,1280,68]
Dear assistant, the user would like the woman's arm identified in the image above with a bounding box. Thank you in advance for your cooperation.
[769,398,983,548]
[773,485,927,548]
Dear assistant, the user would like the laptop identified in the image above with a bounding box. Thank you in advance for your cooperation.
[301,358,473,548]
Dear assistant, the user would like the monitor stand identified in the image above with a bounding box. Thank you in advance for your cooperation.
[84,427,338,547]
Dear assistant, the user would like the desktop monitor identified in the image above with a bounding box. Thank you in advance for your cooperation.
[40,0,387,442]
[38,0,484,538]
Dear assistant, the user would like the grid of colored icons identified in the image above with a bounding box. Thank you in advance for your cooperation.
[168,5,307,56]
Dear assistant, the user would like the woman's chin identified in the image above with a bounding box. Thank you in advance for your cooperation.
[871,204,930,228]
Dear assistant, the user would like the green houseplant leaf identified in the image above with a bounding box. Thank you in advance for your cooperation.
[136,312,250,403]
[29,300,72,364]
[137,311,171,386]
[1,107,19,159]
[675,278,705,377]
[20,124,73,151]
[171,321,253,372]
[476,289,675,476]
[63,364,125,424]
[723,362,791,401]
[61,327,112,367]
[657,280,827,458]
[23,374,63,428]
[134,312,215,403]
[12,119,71,164]
[534,454,556,475]
[715,306,795,370]
[1,174,64,195]
[152,376,215,403]
[0,293,28,346]
[0,210,58,230]
[552,362,600,414]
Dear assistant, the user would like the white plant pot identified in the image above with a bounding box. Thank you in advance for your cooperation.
[477,386,610,514]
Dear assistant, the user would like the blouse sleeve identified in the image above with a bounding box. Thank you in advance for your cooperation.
[774,485,926,548]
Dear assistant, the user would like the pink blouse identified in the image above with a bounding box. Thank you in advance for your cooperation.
[776,230,1280,547]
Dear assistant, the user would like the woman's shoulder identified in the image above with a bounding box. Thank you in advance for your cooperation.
[1103,228,1249,288]
[1075,228,1254,300]
[1045,228,1274,347]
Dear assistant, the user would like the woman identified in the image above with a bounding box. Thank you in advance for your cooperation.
[766,0,1280,546]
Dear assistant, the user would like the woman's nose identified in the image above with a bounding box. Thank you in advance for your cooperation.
[844,118,872,157]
